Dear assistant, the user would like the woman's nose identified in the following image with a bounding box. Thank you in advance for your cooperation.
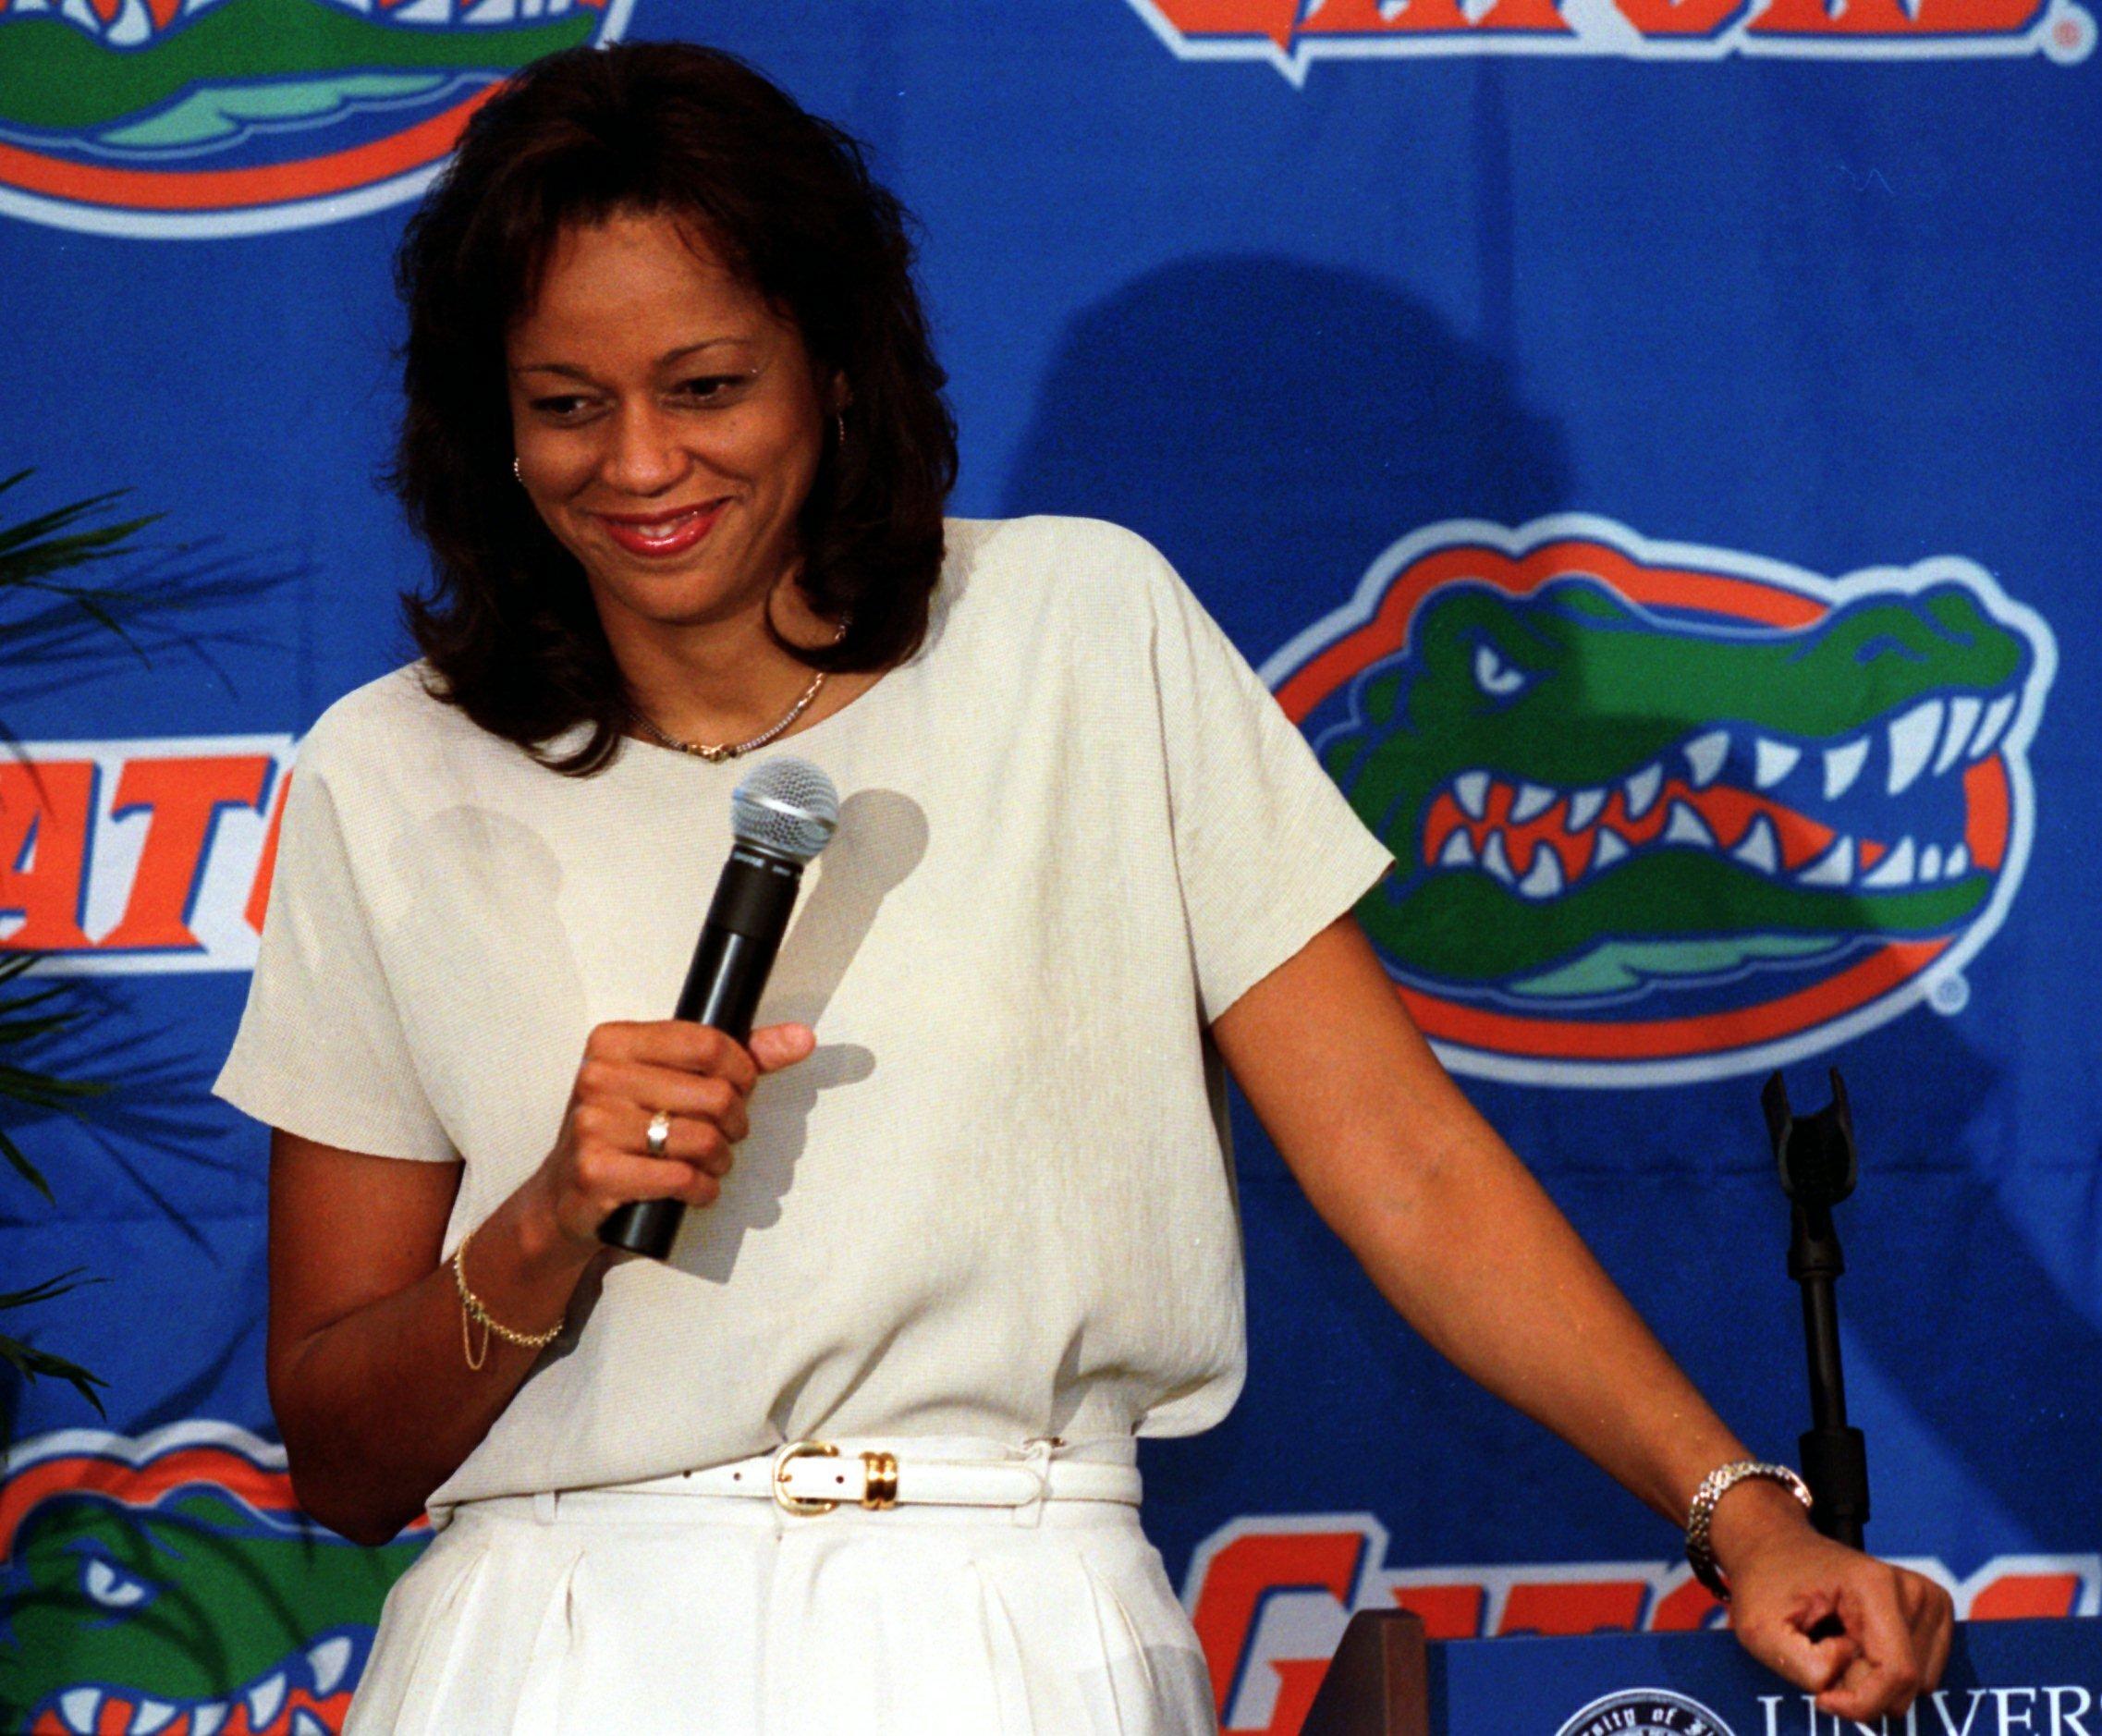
[599,401,689,495]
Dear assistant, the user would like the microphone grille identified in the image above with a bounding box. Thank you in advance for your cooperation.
[729,757,839,862]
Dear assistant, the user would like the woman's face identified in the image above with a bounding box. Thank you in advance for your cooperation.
[505,208,832,632]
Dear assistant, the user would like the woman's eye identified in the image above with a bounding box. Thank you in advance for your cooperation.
[529,395,591,419]
[674,375,739,401]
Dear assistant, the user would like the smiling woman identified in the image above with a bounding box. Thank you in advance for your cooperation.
[502,212,861,753]
[388,42,955,775]
[213,37,1952,1736]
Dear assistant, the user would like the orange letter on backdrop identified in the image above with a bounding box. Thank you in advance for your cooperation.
[0,761,96,951]
[1148,0,1303,46]
[1497,1579,1651,1636]
[1612,0,1752,35]
[1388,1583,1488,1638]
[1189,1529,1366,1722]
[1968,1571,2084,1619]
[244,770,291,936]
[100,754,273,951]
[1749,0,2043,34]
[1297,0,1571,34]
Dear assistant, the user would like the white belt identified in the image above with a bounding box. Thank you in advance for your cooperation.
[585,1438,1142,1516]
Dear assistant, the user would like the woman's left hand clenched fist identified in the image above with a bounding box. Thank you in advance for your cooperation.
[1712,1479,1954,1723]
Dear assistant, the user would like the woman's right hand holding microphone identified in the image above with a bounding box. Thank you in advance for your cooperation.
[527,1018,817,1257]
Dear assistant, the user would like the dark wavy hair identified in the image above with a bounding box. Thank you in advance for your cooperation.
[390,43,958,774]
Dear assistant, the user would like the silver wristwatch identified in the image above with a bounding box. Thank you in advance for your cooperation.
[1685,1460,1815,1599]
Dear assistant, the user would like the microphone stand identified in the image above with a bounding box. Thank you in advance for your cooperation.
[1763,1068,1869,1549]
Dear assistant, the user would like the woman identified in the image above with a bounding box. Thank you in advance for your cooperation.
[214,41,1950,1735]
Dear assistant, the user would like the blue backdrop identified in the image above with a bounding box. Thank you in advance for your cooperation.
[1,4,2096,1732]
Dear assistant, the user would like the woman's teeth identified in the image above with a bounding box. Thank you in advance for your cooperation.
[600,503,722,556]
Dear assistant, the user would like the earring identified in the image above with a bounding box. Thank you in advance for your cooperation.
[511,457,523,483]
[835,410,847,448]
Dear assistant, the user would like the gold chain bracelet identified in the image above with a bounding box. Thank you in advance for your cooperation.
[451,1227,566,1371]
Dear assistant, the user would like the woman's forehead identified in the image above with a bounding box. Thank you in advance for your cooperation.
[508,210,791,364]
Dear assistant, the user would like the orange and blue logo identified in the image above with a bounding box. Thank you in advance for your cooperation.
[0,1422,426,1733]
[0,733,293,972]
[1265,517,2057,1087]
[0,0,631,238]
[1126,0,2093,76]
[1181,1510,2097,1734]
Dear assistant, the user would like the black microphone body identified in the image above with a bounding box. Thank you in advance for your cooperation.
[598,841,808,1260]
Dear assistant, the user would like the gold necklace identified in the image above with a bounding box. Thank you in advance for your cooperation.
[635,616,849,763]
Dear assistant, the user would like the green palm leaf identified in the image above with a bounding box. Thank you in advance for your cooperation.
[0,469,161,664]
[0,896,112,1206]
[0,473,154,1436]
[1,1269,113,1412]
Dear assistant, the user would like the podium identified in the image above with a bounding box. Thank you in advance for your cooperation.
[1302,1612,2102,1735]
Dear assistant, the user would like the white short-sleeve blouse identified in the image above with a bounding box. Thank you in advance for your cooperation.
[214,516,1394,1509]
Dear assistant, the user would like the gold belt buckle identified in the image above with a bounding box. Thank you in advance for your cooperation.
[772,1439,841,1514]
[771,1440,901,1513]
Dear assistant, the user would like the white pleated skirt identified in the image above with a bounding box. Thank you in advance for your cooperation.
[345,1442,1219,1736]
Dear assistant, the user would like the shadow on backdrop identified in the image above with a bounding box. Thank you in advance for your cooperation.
[999,251,1571,649]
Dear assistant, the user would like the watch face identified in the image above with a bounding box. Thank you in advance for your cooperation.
[1556,1689,1739,1736]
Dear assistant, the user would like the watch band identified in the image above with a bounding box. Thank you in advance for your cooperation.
[1685,1460,1815,1599]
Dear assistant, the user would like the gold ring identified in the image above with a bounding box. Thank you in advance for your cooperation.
[645,1109,673,1158]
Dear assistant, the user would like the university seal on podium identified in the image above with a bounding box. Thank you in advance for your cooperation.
[1556,1688,1738,1736]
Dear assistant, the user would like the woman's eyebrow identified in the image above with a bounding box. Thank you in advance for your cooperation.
[509,337,752,380]
[656,337,749,365]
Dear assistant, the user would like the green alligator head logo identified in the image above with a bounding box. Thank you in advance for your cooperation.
[1268,519,2056,1085]
[1,1424,426,1734]
[0,0,629,236]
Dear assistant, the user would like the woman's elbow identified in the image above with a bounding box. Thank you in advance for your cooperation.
[273,1370,426,1545]
[285,1452,423,1547]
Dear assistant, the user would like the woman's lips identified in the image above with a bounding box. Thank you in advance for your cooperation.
[595,501,726,558]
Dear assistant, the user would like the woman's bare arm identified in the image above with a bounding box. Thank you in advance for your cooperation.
[264,1019,813,1544]
[266,1133,592,1543]
[1211,913,1951,1723]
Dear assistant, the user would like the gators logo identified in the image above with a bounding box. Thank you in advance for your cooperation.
[0,1422,427,1734]
[1126,0,2095,78]
[1265,517,2057,1087]
[0,0,632,238]
[0,733,295,973]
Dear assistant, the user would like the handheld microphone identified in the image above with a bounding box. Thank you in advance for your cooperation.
[599,756,840,1260]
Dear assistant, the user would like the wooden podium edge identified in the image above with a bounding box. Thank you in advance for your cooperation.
[1300,1608,1431,1736]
